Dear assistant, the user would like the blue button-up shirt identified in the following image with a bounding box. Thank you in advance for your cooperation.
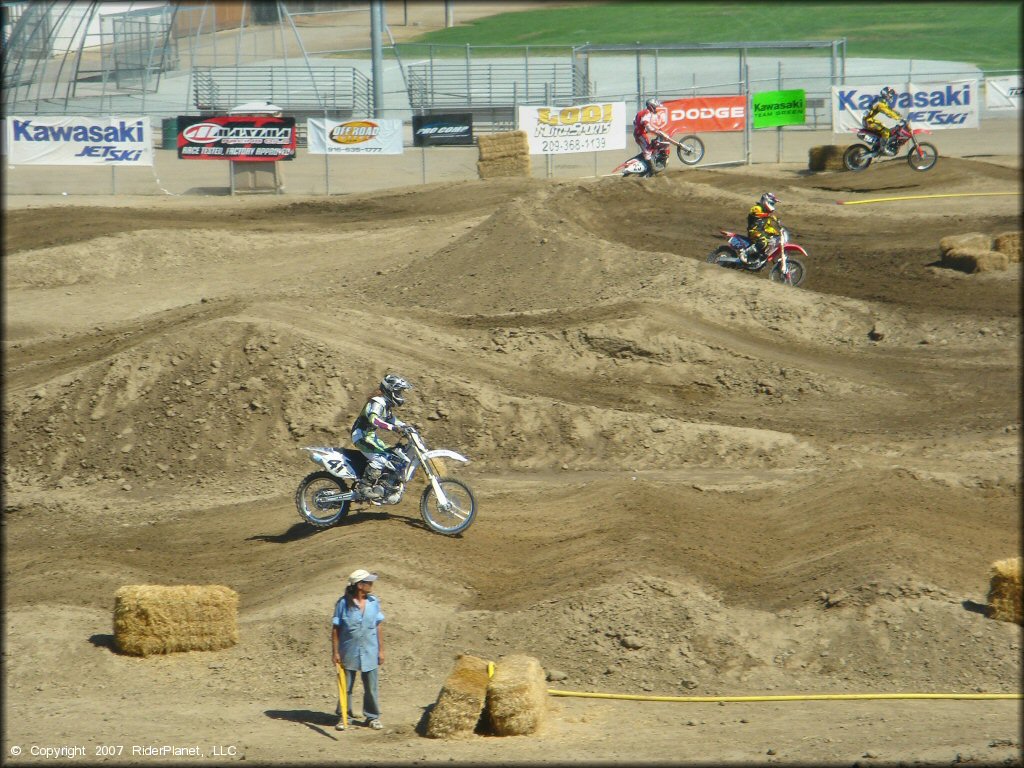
[333,594,384,672]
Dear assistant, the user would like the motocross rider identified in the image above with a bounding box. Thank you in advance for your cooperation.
[633,98,673,172]
[863,86,904,155]
[741,192,782,265]
[351,373,412,503]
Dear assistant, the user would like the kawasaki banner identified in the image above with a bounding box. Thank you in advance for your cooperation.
[6,116,153,165]
[831,81,979,134]
[752,89,806,128]
[307,118,404,154]
[517,103,627,154]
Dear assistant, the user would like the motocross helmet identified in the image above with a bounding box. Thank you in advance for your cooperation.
[879,86,897,107]
[380,373,411,407]
[645,98,663,113]
[759,192,779,214]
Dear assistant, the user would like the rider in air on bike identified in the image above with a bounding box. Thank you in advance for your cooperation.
[350,373,412,503]
[863,86,904,156]
[741,192,782,265]
[633,97,674,174]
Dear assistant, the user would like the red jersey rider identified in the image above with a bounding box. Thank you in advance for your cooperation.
[863,86,904,155]
[633,98,673,171]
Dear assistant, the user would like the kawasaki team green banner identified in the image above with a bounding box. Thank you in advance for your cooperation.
[752,89,806,128]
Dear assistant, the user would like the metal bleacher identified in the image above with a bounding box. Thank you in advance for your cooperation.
[192,65,372,118]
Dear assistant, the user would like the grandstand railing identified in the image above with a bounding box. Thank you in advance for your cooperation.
[191,65,372,116]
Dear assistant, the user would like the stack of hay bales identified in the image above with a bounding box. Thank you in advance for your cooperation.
[987,557,1022,625]
[938,231,1022,273]
[113,585,239,657]
[477,131,531,179]
[424,654,493,738]
[808,145,849,172]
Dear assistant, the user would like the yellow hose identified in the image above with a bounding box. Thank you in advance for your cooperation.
[547,689,1021,703]
[836,191,1020,206]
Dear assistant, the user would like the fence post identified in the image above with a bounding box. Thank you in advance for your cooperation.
[743,61,751,166]
[777,61,782,163]
[545,82,553,179]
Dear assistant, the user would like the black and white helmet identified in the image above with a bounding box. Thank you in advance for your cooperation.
[759,191,780,213]
[645,98,663,113]
[380,373,411,407]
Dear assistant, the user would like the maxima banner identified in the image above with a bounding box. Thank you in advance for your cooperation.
[307,118,404,154]
[177,115,296,160]
[517,103,627,154]
[659,97,746,134]
[5,116,153,165]
[831,81,979,134]
[412,113,474,146]
[985,76,1021,110]
[752,89,807,128]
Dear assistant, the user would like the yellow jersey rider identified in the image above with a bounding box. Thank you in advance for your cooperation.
[863,86,904,155]
[741,192,781,265]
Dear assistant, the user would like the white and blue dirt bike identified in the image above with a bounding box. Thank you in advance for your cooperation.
[295,424,476,536]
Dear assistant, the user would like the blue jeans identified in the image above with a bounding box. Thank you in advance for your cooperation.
[338,667,380,721]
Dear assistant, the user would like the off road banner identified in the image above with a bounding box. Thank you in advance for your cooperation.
[412,113,473,146]
[307,118,404,154]
[5,116,153,165]
[830,81,979,134]
[752,90,806,128]
[985,76,1021,110]
[517,103,627,154]
[177,115,296,160]
[658,97,746,134]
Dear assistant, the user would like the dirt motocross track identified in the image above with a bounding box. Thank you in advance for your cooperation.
[3,156,1022,765]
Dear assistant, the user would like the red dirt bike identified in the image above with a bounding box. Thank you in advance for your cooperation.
[843,118,938,172]
[612,134,705,177]
[705,226,807,287]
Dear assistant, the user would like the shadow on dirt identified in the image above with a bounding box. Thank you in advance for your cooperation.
[265,709,340,739]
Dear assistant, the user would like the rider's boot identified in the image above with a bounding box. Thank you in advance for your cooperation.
[738,244,757,265]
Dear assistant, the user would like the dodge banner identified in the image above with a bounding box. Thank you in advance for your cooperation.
[517,103,627,154]
[307,118,404,155]
[831,81,979,134]
[5,116,153,166]
[177,115,296,160]
[658,97,746,135]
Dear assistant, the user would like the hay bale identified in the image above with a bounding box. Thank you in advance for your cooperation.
[941,248,1010,273]
[424,654,493,739]
[477,155,531,180]
[988,557,1023,625]
[486,654,547,736]
[477,131,529,161]
[939,233,992,255]
[993,231,1021,263]
[113,585,239,657]
[808,145,848,172]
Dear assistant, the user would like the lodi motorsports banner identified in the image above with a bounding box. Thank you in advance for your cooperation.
[177,115,296,160]
[5,116,153,165]
[752,89,806,128]
[517,103,627,155]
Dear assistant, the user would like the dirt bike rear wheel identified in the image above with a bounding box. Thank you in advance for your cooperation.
[420,478,476,536]
[907,141,938,171]
[843,144,872,172]
[675,135,705,166]
[295,471,352,528]
[706,245,740,267]
[768,258,806,287]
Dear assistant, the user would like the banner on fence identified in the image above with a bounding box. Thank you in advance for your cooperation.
[985,76,1021,110]
[752,89,807,128]
[5,116,153,166]
[831,81,979,134]
[659,97,746,134]
[307,118,404,154]
[412,113,474,146]
[517,103,627,154]
[177,115,296,160]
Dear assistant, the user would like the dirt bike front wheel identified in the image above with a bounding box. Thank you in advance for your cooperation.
[907,141,938,171]
[295,471,352,528]
[843,144,872,172]
[420,478,476,536]
[768,258,806,287]
[675,135,705,166]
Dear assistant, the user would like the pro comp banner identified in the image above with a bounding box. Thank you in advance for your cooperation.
[985,76,1021,110]
[412,113,473,146]
[517,103,627,154]
[6,116,153,165]
[177,115,296,160]
[660,97,746,134]
[307,118,404,154]
[752,89,806,128]
[831,81,979,134]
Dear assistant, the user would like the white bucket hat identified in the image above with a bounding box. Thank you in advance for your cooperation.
[347,569,378,586]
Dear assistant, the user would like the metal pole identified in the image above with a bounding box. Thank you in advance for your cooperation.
[370,0,384,117]
[324,148,330,196]
[634,42,641,110]
[111,166,116,195]
[743,61,751,165]
[421,146,426,184]
[444,0,454,27]
[545,82,552,178]
[777,61,782,164]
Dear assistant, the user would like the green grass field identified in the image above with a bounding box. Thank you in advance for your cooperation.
[403,2,1020,72]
